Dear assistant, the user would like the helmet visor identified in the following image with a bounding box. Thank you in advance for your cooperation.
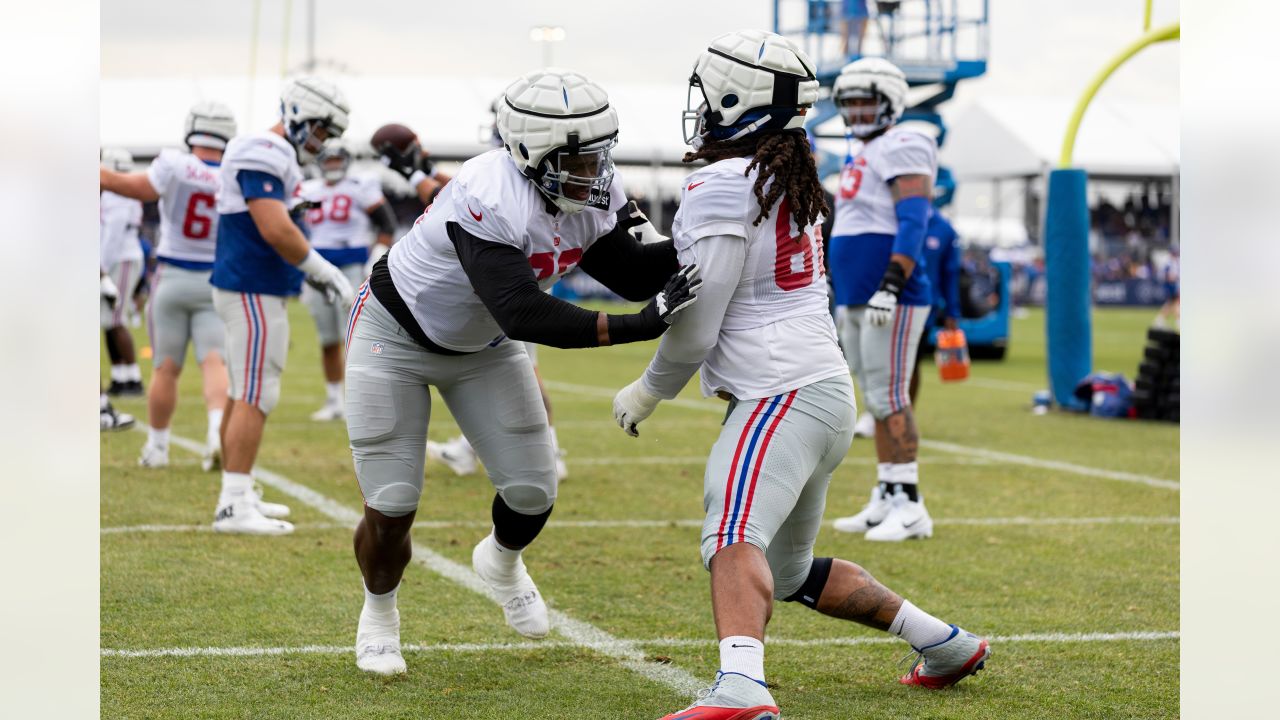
[836,89,892,138]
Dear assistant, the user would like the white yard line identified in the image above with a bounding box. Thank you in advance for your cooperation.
[102,629,1179,658]
[103,515,1179,535]
[161,433,704,696]
[542,380,1179,491]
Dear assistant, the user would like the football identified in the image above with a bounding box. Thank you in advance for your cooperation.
[370,122,419,154]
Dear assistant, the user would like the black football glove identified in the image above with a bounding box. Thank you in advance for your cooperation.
[614,200,670,244]
[377,140,423,181]
[641,264,702,326]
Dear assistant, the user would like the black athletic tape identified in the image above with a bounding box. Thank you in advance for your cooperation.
[783,556,834,610]
[491,494,554,548]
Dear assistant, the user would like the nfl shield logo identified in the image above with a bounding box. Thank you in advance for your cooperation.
[371,342,383,355]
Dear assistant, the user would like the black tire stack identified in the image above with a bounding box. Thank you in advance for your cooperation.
[1132,328,1179,423]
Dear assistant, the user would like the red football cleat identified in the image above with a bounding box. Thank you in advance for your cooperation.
[899,626,991,689]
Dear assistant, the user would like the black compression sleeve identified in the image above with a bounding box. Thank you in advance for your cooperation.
[448,222,601,348]
[369,202,397,236]
[578,222,679,301]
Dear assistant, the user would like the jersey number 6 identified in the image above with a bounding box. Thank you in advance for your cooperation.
[774,197,822,291]
[182,192,216,240]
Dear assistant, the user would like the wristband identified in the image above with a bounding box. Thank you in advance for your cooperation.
[407,169,428,188]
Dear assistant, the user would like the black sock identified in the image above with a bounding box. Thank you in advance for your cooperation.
[895,483,920,502]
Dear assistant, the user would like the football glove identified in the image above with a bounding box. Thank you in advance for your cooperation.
[867,261,906,327]
[100,274,120,308]
[613,378,662,438]
[299,250,356,307]
[615,200,670,245]
[641,264,702,327]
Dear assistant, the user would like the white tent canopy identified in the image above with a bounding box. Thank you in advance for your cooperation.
[940,94,1179,179]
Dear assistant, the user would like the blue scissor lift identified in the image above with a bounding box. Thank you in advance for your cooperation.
[773,0,989,184]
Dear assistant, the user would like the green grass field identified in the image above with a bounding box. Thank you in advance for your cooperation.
[101,304,1179,719]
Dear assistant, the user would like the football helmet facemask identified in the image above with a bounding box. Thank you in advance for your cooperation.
[682,29,818,149]
[496,69,619,214]
[280,76,350,164]
[833,57,908,139]
[318,142,352,183]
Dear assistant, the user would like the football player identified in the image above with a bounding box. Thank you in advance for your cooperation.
[611,31,988,719]
[209,77,356,535]
[908,201,962,405]
[100,148,145,397]
[298,141,397,421]
[343,68,700,675]
[100,102,237,470]
[825,57,938,542]
[371,123,453,203]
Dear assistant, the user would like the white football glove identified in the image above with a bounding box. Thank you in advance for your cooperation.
[613,378,662,438]
[364,242,390,278]
[100,274,120,308]
[299,249,356,307]
[616,200,670,244]
[866,289,898,327]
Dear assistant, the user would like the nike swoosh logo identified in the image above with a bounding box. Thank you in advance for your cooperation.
[687,181,705,191]
[902,517,921,528]
[730,643,755,648]
[467,205,483,222]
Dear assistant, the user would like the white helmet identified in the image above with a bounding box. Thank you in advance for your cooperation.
[832,57,908,139]
[317,140,352,183]
[280,76,350,164]
[184,101,237,150]
[682,29,818,149]
[101,147,133,173]
[495,68,619,214]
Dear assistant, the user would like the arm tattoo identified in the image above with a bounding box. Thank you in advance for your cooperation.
[890,174,932,202]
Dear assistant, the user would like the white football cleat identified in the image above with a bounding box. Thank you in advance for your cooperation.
[212,497,294,535]
[472,537,549,638]
[355,606,407,675]
[137,442,170,468]
[249,483,291,519]
[852,411,876,438]
[310,403,344,422]
[833,485,891,533]
[657,672,780,720]
[900,625,990,689]
[427,437,479,476]
[201,441,222,473]
[865,489,933,542]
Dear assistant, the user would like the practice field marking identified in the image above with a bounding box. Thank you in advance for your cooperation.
[542,380,1179,491]
[102,515,1179,535]
[160,433,705,696]
[101,629,1179,658]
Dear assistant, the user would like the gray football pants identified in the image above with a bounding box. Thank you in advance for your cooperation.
[344,290,556,517]
[146,264,224,368]
[701,374,855,600]
[836,304,929,419]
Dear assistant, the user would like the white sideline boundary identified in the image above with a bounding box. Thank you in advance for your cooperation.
[102,515,1180,535]
[102,630,1179,659]
[162,433,705,696]
[542,380,1179,491]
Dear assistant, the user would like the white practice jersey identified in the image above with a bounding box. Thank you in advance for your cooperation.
[146,148,222,264]
[100,190,144,270]
[830,126,937,237]
[216,131,304,216]
[299,174,385,251]
[388,149,626,352]
[671,157,847,401]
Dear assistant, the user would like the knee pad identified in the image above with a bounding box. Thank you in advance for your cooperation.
[781,556,833,609]
[253,375,282,415]
[492,493,553,548]
[359,478,422,517]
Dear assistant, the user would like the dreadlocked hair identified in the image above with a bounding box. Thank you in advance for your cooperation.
[683,129,830,228]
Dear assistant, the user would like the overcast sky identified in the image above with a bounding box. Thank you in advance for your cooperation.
[102,0,1180,108]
